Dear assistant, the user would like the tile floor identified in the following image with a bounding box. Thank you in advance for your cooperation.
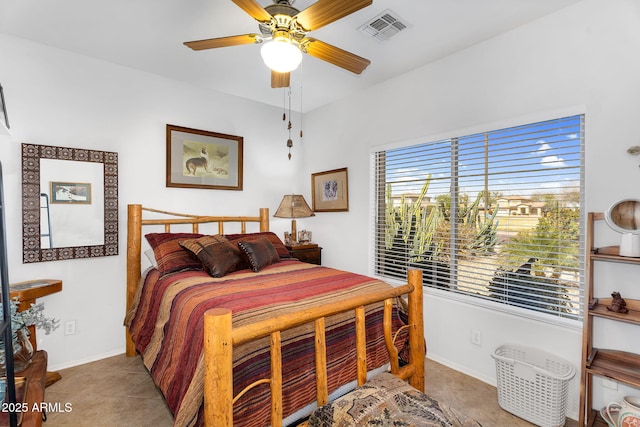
[41,354,578,426]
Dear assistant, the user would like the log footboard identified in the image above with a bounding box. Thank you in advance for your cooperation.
[204,269,425,427]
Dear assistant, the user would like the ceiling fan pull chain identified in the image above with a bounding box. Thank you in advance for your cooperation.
[282,88,287,121]
[299,71,304,140]
[287,86,293,159]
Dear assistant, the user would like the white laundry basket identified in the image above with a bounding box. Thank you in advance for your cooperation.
[492,344,575,427]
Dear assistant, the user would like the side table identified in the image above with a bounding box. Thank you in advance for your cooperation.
[9,280,62,387]
[286,243,322,265]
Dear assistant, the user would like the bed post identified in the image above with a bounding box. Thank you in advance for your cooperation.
[259,207,269,232]
[204,308,234,427]
[407,269,425,392]
[126,204,142,357]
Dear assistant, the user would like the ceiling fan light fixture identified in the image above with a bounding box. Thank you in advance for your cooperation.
[260,36,302,73]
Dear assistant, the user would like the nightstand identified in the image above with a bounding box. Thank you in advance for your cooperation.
[286,243,322,265]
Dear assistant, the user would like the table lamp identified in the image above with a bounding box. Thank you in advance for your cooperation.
[274,194,315,244]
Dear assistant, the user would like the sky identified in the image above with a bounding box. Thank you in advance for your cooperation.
[383,114,582,201]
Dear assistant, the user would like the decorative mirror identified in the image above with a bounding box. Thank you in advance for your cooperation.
[604,199,640,257]
[22,143,118,263]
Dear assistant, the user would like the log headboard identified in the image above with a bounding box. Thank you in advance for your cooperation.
[125,204,269,355]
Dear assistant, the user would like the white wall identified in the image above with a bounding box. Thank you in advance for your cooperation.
[302,0,640,420]
[0,34,302,370]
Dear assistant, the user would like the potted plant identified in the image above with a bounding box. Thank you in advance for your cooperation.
[0,298,59,372]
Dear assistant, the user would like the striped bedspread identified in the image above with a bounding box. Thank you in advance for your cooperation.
[125,259,408,427]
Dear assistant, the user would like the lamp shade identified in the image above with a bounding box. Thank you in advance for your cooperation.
[260,37,302,73]
[274,194,315,219]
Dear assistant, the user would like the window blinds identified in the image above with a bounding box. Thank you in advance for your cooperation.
[374,115,584,320]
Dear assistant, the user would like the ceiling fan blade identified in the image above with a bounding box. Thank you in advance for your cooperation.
[295,0,372,31]
[184,34,261,50]
[304,38,370,74]
[232,0,273,23]
[271,71,290,88]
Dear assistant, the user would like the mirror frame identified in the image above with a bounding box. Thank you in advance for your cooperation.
[22,143,118,263]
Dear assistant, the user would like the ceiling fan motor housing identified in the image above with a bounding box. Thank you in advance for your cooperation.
[260,1,305,39]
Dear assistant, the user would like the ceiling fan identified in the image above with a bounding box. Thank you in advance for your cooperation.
[184,0,372,88]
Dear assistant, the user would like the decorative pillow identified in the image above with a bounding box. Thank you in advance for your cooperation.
[225,232,291,259]
[179,235,243,278]
[145,232,203,275]
[237,237,280,272]
[144,249,158,267]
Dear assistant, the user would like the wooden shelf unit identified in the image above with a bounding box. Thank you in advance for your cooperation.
[579,212,640,426]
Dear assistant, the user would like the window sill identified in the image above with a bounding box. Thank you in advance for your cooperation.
[373,273,582,331]
[428,285,582,331]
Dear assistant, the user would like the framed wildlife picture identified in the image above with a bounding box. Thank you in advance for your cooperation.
[311,167,348,212]
[50,181,92,204]
[166,124,243,190]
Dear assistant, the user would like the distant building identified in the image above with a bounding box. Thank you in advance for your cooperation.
[390,193,576,218]
[388,194,433,208]
[495,196,544,217]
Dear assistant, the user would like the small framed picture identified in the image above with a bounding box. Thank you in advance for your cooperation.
[50,182,92,204]
[311,167,348,212]
[298,230,312,243]
[166,124,243,190]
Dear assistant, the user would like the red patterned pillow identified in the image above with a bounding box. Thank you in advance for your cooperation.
[145,232,204,275]
[179,235,243,278]
[225,232,291,259]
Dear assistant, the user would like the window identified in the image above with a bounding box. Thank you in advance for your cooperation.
[374,115,584,321]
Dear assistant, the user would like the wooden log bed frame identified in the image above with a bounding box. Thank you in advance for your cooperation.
[125,204,425,427]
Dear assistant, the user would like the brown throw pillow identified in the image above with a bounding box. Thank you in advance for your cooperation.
[179,235,243,278]
[224,232,291,259]
[237,237,280,272]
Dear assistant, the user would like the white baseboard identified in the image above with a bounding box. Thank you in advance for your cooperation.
[426,354,497,387]
[48,348,126,372]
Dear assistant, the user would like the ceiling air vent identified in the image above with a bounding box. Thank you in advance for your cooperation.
[359,9,409,42]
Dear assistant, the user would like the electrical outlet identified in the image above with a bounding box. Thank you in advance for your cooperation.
[602,378,618,390]
[471,328,482,346]
[65,320,76,336]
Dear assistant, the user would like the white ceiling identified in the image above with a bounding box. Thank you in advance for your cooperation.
[0,0,582,113]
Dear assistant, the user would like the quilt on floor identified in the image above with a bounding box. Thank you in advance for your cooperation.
[125,259,408,427]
